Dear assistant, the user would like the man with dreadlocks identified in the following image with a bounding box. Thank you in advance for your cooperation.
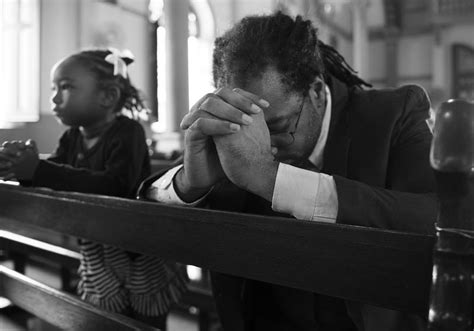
[140,11,437,331]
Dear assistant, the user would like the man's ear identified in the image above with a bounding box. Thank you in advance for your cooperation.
[100,85,121,109]
[308,76,326,111]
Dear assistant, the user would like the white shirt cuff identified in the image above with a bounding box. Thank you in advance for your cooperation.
[145,165,211,206]
[272,163,338,223]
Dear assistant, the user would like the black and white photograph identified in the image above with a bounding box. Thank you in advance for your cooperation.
[0,0,473,330]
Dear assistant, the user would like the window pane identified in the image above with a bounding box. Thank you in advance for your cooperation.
[20,0,33,23]
[2,28,18,115]
[17,26,39,121]
[3,0,19,26]
[0,0,39,126]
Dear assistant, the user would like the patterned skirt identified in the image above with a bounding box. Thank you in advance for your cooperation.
[77,239,189,316]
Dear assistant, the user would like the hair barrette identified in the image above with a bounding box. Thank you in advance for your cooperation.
[105,48,135,79]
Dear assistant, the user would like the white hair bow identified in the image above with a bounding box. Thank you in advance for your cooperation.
[105,48,134,79]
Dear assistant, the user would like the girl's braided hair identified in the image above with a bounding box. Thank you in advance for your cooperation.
[213,11,371,95]
[70,49,148,119]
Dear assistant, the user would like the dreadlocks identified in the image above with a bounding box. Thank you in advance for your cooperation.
[213,11,323,95]
[213,11,371,94]
[318,40,372,88]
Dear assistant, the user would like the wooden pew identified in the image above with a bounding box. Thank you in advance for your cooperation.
[0,183,435,316]
[0,230,217,330]
[0,230,80,291]
[0,266,159,330]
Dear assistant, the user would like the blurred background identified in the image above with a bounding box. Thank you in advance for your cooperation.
[0,0,473,159]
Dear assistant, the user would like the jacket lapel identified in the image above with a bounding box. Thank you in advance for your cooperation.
[322,76,352,178]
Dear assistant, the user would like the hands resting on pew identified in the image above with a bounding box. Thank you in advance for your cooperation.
[0,140,39,181]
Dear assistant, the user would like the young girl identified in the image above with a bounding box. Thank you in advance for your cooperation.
[0,48,187,329]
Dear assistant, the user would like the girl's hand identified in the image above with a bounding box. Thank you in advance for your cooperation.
[0,150,15,180]
[0,140,40,181]
[0,141,21,179]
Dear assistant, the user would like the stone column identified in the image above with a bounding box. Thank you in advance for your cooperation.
[353,0,369,79]
[385,29,399,87]
[432,27,445,89]
[162,0,189,151]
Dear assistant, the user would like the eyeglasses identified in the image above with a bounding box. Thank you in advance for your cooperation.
[271,96,305,147]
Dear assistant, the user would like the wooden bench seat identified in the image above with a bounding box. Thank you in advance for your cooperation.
[0,230,217,330]
[0,230,81,268]
[0,230,80,292]
[0,266,159,330]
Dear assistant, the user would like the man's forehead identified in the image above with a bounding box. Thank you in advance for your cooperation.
[243,68,287,95]
[242,68,299,106]
[226,67,302,122]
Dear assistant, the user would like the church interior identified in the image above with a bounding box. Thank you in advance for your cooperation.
[0,0,473,330]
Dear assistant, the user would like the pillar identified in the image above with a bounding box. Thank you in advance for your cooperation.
[163,0,189,150]
[353,0,369,79]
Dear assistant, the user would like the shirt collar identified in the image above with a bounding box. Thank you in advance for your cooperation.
[307,85,332,170]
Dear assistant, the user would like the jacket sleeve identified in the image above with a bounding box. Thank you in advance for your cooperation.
[335,86,439,234]
[136,155,184,199]
[32,122,150,198]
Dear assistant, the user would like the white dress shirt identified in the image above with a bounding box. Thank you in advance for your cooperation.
[147,87,338,223]
[272,86,337,222]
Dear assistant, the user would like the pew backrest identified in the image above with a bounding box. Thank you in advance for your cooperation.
[0,183,435,314]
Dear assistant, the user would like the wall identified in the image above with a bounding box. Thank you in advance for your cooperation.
[394,22,474,102]
[397,34,433,87]
[209,0,276,35]
[440,23,474,99]
[79,0,152,104]
[367,40,386,85]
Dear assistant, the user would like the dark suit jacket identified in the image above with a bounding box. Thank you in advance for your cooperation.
[138,76,438,331]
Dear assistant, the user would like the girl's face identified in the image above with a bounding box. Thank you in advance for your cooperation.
[50,58,108,127]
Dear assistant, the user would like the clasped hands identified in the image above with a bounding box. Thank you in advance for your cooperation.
[0,140,39,181]
[175,87,279,202]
